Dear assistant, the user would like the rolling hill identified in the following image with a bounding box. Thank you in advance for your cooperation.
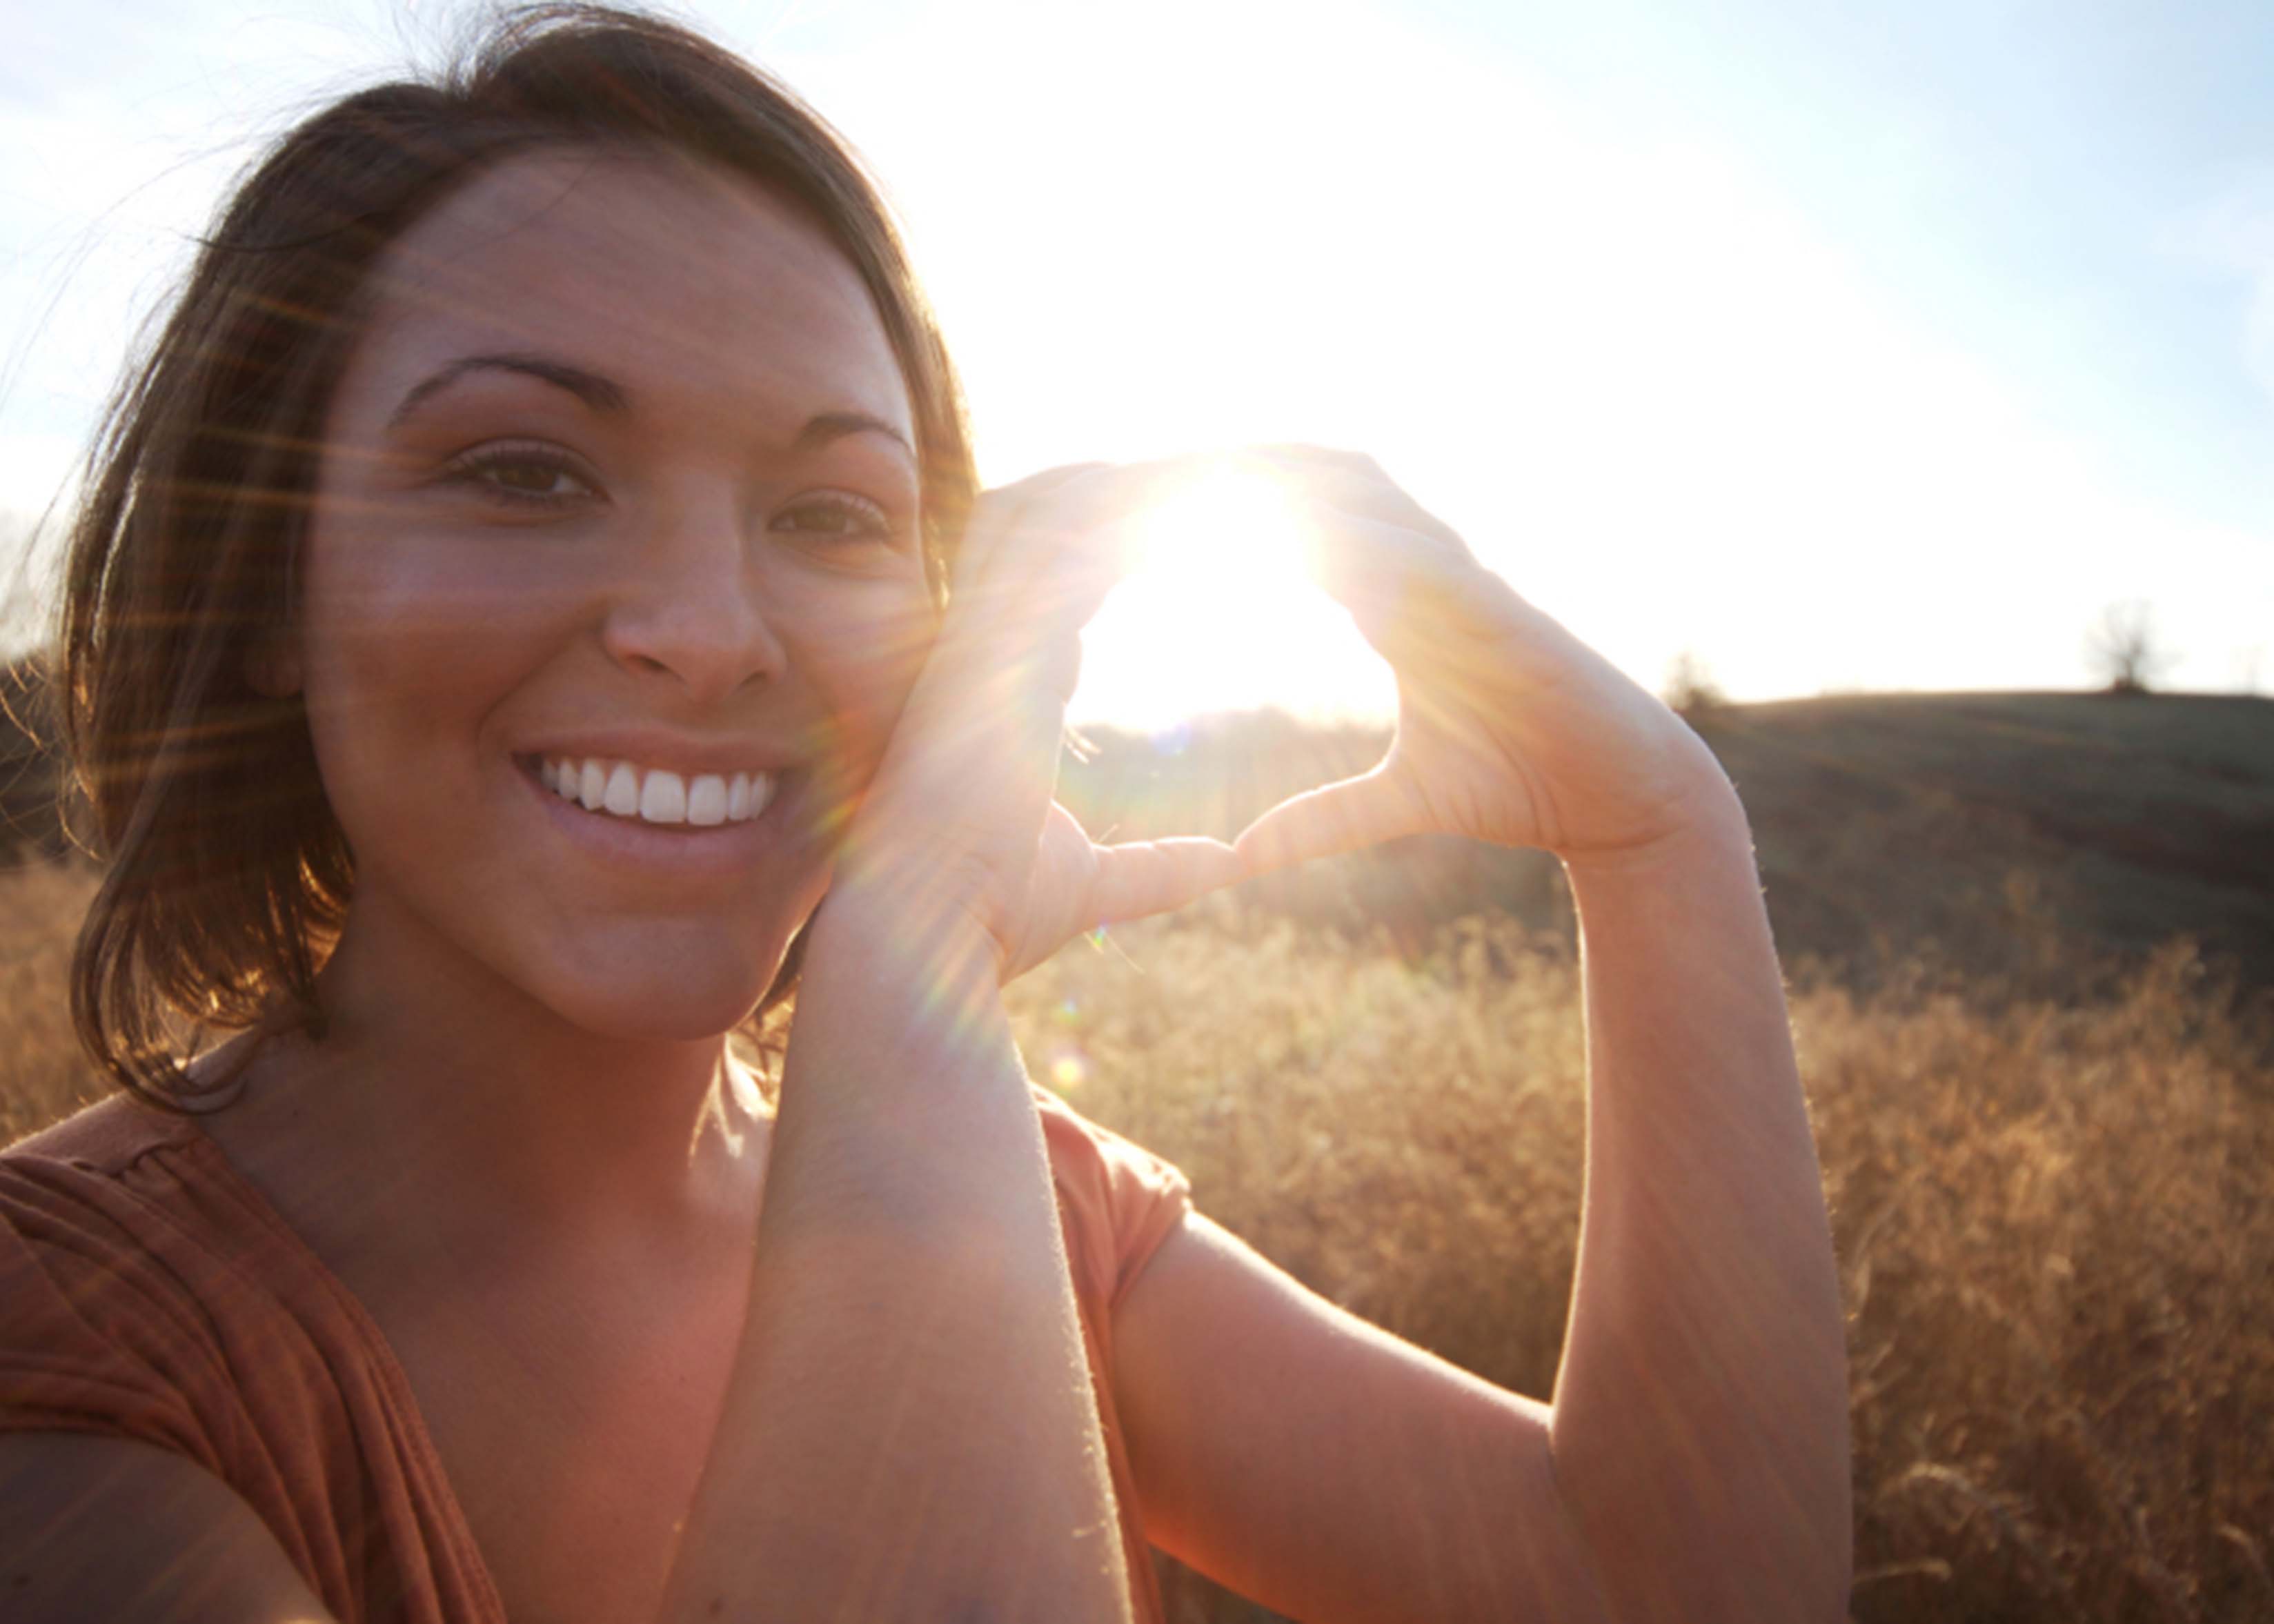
[1059,690,2274,996]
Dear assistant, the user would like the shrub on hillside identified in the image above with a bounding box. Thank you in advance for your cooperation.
[2087,600,2179,696]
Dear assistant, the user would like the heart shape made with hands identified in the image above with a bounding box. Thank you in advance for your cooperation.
[913,447,1410,982]
[927,442,1732,981]
[1022,450,1451,956]
[1068,446,1536,870]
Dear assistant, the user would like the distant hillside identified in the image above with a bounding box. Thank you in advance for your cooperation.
[1059,691,2274,996]
[1694,691,2274,991]
[6,662,2268,994]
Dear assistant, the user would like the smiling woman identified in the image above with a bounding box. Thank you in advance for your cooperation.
[274,144,946,1049]
[0,6,1852,1623]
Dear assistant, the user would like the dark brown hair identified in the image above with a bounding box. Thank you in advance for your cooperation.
[56,2,976,1107]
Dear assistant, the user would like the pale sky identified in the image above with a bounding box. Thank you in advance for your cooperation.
[4,0,2272,726]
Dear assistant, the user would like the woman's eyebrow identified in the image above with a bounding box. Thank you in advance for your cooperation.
[386,356,914,462]
[795,410,916,462]
[388,353,628,428]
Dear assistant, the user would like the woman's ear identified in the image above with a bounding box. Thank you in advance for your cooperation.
[245,626,304,698]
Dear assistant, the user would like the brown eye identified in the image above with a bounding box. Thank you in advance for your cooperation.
[771,492,898,545]
[442,442,602,509]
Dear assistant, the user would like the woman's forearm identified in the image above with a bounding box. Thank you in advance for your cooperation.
[1548,793,1852,1624]
[657,887,1134,1624]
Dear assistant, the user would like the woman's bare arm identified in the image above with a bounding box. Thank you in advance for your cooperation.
[1107,795,1848,1624]
[0,1433,337,1623]
[1550,793,1852,1623]
[655,890,1134,1624]
[1213,445,1850,1618]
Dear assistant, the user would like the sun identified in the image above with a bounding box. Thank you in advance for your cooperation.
[1125,466,1314,595]
[1069,464,1396,729]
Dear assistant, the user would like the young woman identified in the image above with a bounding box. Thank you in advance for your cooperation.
[0,7,1852,1621]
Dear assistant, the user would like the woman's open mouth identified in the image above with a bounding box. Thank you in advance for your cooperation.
[517,754,780,831]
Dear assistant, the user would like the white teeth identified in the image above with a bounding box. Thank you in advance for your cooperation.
[603,762,640,817]
[539,757,777,827]
[639,770,687,824]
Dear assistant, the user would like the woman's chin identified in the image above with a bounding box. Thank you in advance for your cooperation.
[524,933,800,1047]
[547,978,774,1046]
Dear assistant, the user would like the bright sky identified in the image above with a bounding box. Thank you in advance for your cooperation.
[5,0,2273,726]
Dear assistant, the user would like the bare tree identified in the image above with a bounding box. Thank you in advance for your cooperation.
[1661,648,1726,723]
[2084,600,2177,695]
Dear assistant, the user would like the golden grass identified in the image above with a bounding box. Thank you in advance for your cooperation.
[1011,911,2274,1624]
[0,860,107,1145]
[3,864,2269,1622]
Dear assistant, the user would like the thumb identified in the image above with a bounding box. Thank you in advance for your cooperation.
[1232,769,1425,877]
[1088,837,1247,927]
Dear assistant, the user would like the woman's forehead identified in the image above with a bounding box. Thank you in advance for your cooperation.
[341,146,914,441]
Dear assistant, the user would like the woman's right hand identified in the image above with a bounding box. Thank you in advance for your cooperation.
[830,459,1245,982]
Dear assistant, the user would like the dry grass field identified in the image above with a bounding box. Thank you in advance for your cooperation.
[6,849,2271,1622]
[1012,911,2274,1623]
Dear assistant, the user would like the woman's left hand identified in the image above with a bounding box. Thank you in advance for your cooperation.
[832,457,1246,984]
[1232,446,1743,877]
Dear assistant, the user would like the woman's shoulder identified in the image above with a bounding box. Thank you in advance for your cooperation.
[3,1034,296,1237]
[0,1093,249,1475]
[0,1096,486,1621]
[0,1087,312,1359]
[1028,1085,1192,1317]
[1030,1083,1183,1194]
[1,1092,257,1327]
[1,1093,225,1262]
[3,1091,203,1178]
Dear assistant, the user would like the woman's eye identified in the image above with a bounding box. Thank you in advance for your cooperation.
[439,444,601,509]
[772,493,898,546]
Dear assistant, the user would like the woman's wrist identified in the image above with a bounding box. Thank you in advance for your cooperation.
[802,868,1007,1011]
[776,875,1025,1207]
[1556,775,1754,886]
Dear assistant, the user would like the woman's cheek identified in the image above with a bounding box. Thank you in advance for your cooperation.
[788,572,938,778]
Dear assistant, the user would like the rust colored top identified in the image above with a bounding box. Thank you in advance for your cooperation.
[0,1082,1189,1623]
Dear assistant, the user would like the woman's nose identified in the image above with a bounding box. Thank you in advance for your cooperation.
[599,498,789,704]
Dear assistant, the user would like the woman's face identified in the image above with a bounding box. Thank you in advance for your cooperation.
[291,146,935,1039]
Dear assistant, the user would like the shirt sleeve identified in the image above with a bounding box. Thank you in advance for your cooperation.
[0,1155,222,1466]
[1030,1084,1194,1318]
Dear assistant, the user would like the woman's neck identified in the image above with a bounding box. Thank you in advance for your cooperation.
[200,894,773,1270]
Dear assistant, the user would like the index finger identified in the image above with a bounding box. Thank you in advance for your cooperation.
[1234,444,1479,558]
[1280,495,1524,661]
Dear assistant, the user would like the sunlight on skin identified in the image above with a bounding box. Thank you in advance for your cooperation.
[1071,468,1398,729]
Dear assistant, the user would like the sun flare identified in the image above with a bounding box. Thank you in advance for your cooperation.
[1070,467,1396,730]
[1126,467,1313,593]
